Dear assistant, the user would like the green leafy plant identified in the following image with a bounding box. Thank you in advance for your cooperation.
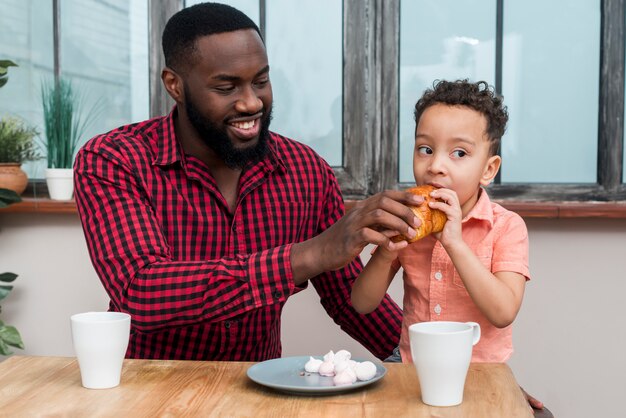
[0,62,26,355]
[41,78,100,169]
[0,60,17,88]
[0,188,21,208]
[0,188,24,355]
[0,116,40,163]
[0,272,25,355]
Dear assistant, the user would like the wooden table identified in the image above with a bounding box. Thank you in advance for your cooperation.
[0,356,532,417]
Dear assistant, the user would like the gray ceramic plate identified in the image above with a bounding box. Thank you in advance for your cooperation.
[246,355,386,395]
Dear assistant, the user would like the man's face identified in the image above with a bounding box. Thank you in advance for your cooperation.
[182,29,273,169]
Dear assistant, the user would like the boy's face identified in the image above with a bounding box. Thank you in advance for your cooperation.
[413,103,501,216]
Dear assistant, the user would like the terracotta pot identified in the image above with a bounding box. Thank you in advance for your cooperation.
[0,163,28,195]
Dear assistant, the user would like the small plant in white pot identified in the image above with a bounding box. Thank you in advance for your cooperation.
[41,78,99,200]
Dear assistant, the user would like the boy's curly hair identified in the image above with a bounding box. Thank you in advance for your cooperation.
[414,79,508,156]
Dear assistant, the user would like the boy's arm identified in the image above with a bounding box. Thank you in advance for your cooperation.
[429,188,527,328]
[351,249,400,314]
[444,242,526,328]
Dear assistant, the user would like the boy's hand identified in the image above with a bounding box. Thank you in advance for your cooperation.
[427,188,463,248]
[372,243,400,264]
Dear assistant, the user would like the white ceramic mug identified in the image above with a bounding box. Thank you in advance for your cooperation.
[70,311,131,389]
[409,321,481,407]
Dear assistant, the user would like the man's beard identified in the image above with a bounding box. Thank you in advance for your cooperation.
[184,86,272,169]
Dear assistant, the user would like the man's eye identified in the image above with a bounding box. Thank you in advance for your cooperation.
[417,146,432,155]
[451,149,467,158]
[215,85,235,93]
[255,78,269,87]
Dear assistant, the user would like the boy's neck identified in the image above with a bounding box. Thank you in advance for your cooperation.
[460,187,484,219]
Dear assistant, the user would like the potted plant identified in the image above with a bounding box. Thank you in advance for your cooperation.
[0,60,17,88]
[0,187,25,355]
[0,271,25,355]
[0,60,38,196]
[0,117,39,195]
[0,62,25,355]
[41,78,99,200]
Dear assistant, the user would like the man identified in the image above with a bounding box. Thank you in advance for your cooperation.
[74,2,420,362]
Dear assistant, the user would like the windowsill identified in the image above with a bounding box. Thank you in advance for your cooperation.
[0,196,625,218]
[0,181,77,214]
[0,197,77,214]
[344,199,626,219]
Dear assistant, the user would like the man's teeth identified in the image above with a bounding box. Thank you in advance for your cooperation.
[232,120,255,130]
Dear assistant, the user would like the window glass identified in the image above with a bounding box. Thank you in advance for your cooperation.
[501,0,600,183]
[59,0,149,177]
[399,0,496,183]
[0,0,54,177]
[0,0,149,180]
[266,0,342,166]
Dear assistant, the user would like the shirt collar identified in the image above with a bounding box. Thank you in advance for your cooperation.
[151,107,180,167]
[462,187,494,227]
[151,106,286,173]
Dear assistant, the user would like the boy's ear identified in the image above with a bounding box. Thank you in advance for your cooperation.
[480,155,502,186]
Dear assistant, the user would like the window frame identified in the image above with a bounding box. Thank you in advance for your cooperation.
[148,0,626,203]
[379,0,626,202]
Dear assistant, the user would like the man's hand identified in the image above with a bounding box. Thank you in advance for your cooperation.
[290,190,423,284]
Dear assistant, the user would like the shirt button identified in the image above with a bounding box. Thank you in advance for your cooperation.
[434,304,442,315]
[224,321,232,329]
[434,271,443,281]
[273,291,282,299]
[232,223,238,232]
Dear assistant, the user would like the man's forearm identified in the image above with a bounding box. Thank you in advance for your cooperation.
[290,238,326,286]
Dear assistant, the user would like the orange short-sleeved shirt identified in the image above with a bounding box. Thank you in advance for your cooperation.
[398,188,530,363]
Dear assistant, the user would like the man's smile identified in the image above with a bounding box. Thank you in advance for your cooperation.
[228,116,262,141]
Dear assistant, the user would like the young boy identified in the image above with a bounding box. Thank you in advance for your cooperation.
[351,79,530,363]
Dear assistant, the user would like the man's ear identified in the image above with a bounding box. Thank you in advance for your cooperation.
[480,154,502,186]
[161,67,184,103]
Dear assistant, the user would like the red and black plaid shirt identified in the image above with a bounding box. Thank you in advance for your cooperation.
[74,108,401,361]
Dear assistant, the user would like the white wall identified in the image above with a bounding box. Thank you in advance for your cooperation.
[1,213,625,418]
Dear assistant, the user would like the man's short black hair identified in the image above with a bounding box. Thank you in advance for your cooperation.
[162,2,262,73]
[414,79,508,156]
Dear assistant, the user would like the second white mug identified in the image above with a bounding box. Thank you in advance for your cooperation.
[409,321,481,407]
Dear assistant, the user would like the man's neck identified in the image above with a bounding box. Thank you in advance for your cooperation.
[175,111,242,211]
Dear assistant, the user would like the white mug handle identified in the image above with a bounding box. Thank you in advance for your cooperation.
[466,322,481,346]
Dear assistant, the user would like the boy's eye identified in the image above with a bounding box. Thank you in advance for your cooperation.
[417,146,432,155]
[451,149,467,158]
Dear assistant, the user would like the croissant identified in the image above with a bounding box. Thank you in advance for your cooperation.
[391,185,447,243]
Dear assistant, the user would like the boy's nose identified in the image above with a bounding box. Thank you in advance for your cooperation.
[428,154,447,175]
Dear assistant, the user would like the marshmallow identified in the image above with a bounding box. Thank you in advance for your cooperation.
[318,360,335,377]
[304,356,323,373]
[333,349,351,364]
[333,369,355,386]
[355,361,377,381]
